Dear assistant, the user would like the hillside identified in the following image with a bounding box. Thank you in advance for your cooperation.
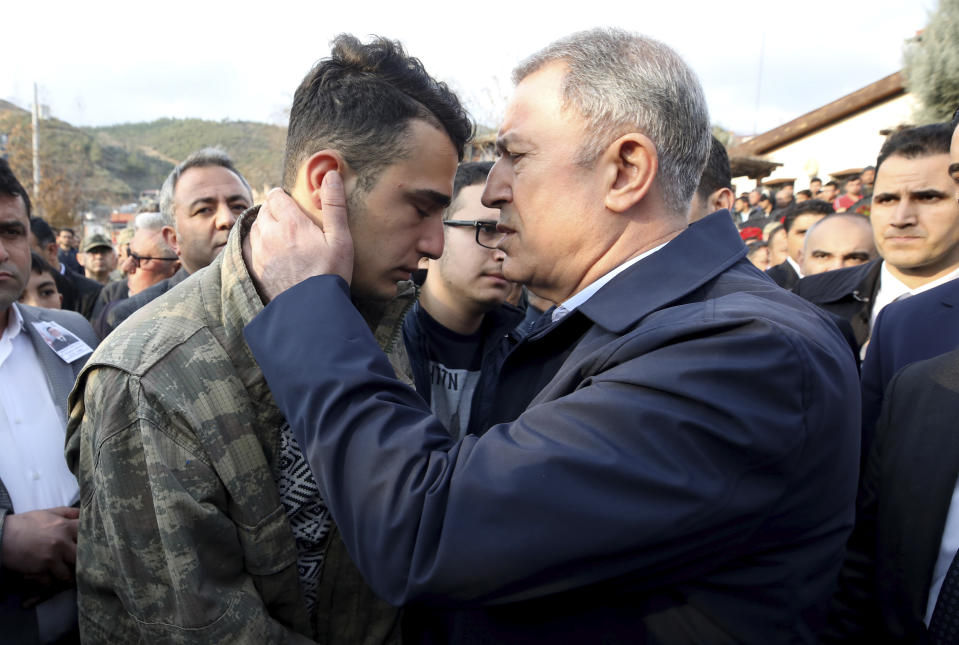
[89,118,286,192]
[0,101,286,210]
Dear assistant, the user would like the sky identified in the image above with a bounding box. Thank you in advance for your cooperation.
[4,0,934,136]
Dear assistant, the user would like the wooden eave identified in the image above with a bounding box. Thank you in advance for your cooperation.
[728,71,905,157]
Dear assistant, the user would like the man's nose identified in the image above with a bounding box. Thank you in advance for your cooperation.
[887,200,918,227]
[481,160,510,209]
[417,218,444,261]
[214,203,237,230]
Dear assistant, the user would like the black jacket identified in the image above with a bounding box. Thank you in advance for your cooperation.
[825,349,959,643]
[55,268,103,321]
[100,267,190,335]
[765,260,800,290]
[403,300,524,438]
[793,259,881,350]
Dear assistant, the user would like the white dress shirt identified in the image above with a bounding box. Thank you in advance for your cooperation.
[786,255,803,280]
[0,304,79,513]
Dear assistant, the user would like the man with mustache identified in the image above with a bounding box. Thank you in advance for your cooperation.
[99,147,252,334]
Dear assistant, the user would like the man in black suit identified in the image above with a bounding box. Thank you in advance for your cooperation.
[794,122,959,353]
[765,199,832,289]
[826,348,959,642]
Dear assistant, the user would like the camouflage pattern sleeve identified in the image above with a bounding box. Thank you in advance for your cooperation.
[66,364,317,644]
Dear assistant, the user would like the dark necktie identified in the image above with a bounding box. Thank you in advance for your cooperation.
[929,548,959,643]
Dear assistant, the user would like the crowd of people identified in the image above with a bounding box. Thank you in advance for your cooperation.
[1,26,958,645]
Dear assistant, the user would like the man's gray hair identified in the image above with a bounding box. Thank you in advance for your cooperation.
[513,28,710,215]
[158,147,252,223]
[133,211,173,232]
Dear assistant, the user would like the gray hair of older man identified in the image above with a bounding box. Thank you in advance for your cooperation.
[513,28,711,216]
[131,211,177,256]
[158,147,252,228]
[133,211,174,232]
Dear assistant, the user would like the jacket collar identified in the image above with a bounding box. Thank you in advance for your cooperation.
[578,210,747,334]
[201,207,268,396]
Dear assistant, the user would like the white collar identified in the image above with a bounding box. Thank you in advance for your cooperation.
[552,242,669,323]
[786,255,803,279]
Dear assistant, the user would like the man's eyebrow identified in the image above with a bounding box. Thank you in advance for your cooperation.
[0,220,26,233]
[410,188,451,209]
[911,188,948,200]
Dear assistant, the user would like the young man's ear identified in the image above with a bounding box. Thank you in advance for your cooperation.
[303,151,348,213]
[602,133,657,214]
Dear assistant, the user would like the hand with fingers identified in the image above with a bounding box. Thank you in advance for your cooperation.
[248,170,354,302]
[2,506,79,585]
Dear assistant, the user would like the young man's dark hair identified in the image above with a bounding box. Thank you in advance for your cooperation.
[30,250,58,278]
[30,215,56,247]
[694,135,732,202]
[0,158,31,217]
[283,34,474,191]
[783,198,835,232]
[810,176,822,184]
[452,161,494,201]
[824,180,839,190]
[797,189,813,199]
[876,122,952,170]
[445,161,494,221]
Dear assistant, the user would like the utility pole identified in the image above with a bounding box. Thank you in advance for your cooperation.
[32,82,40,209]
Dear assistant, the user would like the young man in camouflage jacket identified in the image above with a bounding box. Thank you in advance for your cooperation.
[65,33,472,644]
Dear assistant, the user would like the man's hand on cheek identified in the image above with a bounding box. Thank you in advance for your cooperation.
[248,171,354,301]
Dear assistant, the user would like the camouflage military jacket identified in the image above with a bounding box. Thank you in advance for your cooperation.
[65,209,412,644]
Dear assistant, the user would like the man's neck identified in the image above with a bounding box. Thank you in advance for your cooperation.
[418,285,486,336]
[87,271,110,285]
[550,221,685,305]
[0,306,8,331]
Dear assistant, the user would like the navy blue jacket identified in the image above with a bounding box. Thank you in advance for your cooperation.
[402,300,524,438]
[860,278,959,455]
[245,211,860,644]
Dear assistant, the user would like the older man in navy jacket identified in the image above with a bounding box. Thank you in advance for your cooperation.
[243,29,860,644]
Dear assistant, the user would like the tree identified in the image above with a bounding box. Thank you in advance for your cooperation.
[904,0,959,124]
[1,116,87,227]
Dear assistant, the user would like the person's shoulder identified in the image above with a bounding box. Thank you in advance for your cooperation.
[895,347,959,394]
[881,277,959,327]
[794,260,878,302]
[65,269,103,293]
[89,278,212,376]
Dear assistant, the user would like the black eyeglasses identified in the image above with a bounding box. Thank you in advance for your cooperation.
[443,219,504,250]
[129,250,178,268]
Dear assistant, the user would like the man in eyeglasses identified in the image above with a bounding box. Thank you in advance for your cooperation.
[91,212,180,336]
[403,161,524,439]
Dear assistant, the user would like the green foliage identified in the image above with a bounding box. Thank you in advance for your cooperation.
[904,0,959,124]
[87,118,286,191]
